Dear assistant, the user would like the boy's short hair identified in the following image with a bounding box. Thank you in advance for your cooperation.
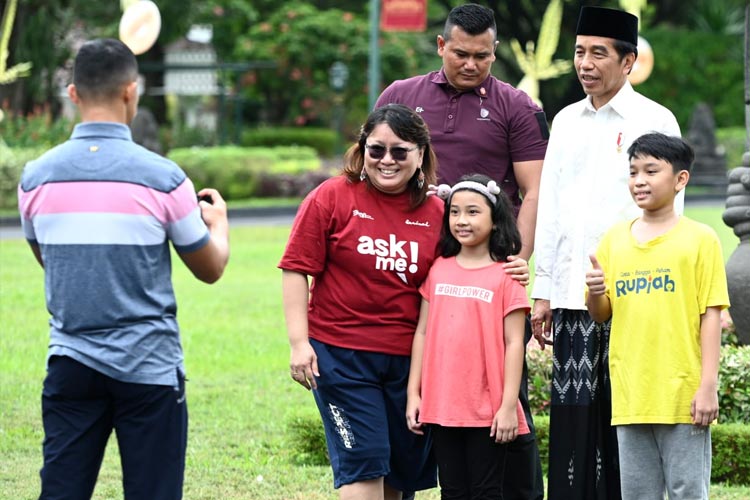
[627,133,695,173]
[73,38,138,102]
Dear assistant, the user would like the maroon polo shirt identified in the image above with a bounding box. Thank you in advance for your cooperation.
[376,70,549,214]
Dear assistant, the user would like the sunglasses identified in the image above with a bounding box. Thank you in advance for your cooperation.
[365,144,418,161]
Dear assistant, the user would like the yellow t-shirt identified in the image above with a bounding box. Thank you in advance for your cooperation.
[596,216,729,425]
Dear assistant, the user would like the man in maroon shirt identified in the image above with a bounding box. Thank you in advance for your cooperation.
[376,4,548,499]
[376,4,546,262]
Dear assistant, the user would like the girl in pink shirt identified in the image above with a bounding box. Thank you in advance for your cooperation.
[407,174,531,499]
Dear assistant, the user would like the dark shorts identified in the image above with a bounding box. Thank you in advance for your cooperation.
[310,339,437,491]
[39,355,187,500]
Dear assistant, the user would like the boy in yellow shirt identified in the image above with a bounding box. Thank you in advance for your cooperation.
[585,132,729,500]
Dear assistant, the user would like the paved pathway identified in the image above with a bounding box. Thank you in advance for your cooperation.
[0,206,298,241]
[1,196,726,241]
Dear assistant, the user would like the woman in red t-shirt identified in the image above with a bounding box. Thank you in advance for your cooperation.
[279,106,529,500]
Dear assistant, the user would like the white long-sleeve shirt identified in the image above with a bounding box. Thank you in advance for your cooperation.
[532,81,681,310]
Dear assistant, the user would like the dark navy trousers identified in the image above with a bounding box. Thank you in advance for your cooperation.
[39,355,187,500]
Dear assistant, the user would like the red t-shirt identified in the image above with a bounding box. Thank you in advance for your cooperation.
[418,257,531,431]
[279,176,445,355]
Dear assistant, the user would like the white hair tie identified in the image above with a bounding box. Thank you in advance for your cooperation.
[428,180,501,206]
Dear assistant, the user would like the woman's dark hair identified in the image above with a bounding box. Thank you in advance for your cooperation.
[439,173,522,261]
[342,103,438,210]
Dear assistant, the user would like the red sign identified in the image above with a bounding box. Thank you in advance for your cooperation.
[381,0,427,32]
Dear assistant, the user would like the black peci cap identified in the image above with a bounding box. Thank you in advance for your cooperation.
[575,6,638,46]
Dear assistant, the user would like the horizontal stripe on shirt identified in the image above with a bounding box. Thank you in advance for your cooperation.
[19,179,198,223]
[25,209,206,249]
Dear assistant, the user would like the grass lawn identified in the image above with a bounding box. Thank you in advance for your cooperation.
[0,202,746,499]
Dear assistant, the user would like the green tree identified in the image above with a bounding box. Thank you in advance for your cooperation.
[189,0,259,63]
[1,0,194,116]
[688,0,745,35]
[233,1,425,132]
[637,26,742,128]
[2,0,744,131]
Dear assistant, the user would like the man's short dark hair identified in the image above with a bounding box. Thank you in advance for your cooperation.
[73,38,138,102]
[443,3,496,41]
[628,133,695,173]
[612,39,638,60]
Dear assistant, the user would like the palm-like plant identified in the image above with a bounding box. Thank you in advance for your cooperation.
[0,0,32,87]
[510,0,572,108]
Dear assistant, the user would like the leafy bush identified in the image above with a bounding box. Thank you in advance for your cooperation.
[527,344,552,416]
[167,145,328,200]
[534,415,550,476]
[241,127,337,158]
[721,309,738,347]
[0,144,47,211]
[0,109,73,148]
[285,411,328,466]
[717,127,746,171]
[712,423,750,485]
[719,345,750,424]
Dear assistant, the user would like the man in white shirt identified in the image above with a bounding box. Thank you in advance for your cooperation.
[531,7,680,500]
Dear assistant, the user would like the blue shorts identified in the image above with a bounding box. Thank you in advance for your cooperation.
[310,339,437,491]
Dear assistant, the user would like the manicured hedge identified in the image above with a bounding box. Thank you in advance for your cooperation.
[712,423,750,485]
[286,413,750,485]
[167,145,330,200]
[1,144,332,209]
[240,127,338,158]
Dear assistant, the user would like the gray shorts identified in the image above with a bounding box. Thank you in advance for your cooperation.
[617,424,711,500]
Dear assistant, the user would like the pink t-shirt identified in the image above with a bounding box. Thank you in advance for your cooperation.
[279,176,444,355]
[418,256,531,431]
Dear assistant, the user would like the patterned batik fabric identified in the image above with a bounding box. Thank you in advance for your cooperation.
[546,309,621,500]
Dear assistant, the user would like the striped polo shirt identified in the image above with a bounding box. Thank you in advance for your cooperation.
[18,122,209,387]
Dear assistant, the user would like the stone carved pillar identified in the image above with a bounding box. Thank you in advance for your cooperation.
[722,163,750,345]
[686,103,728,194]
[723,6,750,344]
